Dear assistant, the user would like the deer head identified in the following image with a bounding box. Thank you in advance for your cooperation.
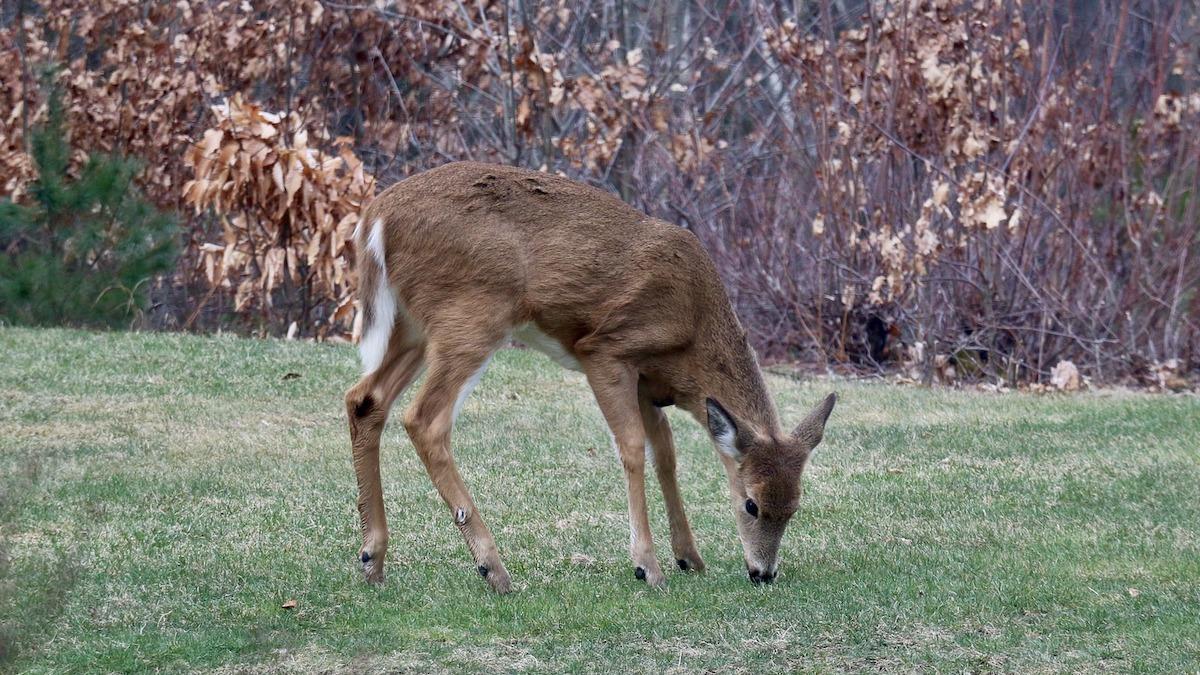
[706,393,836,583]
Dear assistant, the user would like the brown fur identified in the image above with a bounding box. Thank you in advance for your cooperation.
[344,161,836,591]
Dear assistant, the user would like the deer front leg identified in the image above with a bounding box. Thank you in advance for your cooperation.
[639,396,705,573]
[584,358,665,588]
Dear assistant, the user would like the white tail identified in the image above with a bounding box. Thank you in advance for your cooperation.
[357,218,396,374]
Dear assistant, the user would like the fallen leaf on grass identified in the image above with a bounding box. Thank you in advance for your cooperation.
[1127,588,1140,598]
[1164,375,1189,392]
[282,372,301,380]
[282,599,297,609]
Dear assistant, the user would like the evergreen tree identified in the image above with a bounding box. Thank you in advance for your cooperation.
[0,74,177,327]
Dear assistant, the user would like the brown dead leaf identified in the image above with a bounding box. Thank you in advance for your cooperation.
[976,196,1007,230]
[201,128,223,156]
[282,599,297,609]
[1050,360,1081,392]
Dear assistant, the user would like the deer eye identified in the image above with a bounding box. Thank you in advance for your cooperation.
[744,498,759,518]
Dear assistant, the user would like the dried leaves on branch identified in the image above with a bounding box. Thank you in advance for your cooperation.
[182,96,374,336]
[1,0,1197,386]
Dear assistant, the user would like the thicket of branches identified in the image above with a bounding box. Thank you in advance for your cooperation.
[2,0,1196,385]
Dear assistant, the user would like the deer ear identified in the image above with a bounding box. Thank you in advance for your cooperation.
[792,392,836,448]
[706,398,744,462]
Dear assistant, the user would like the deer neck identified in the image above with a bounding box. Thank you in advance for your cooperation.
[686,324,780,437]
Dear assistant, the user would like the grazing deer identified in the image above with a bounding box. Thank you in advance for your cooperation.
[344,162,836,591]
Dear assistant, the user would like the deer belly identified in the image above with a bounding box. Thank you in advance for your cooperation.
[512,323,583,371]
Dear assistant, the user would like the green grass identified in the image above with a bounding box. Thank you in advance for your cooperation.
[1,327,1198,673]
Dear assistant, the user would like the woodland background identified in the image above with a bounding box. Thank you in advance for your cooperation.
[1,0,1197,387]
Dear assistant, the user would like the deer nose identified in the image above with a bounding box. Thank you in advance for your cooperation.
[747,567,776,584]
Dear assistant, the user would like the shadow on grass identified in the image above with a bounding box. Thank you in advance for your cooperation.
[0,454,83,669]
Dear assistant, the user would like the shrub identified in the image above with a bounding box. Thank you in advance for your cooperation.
[182,95,375,338]
[2,1,1196,383]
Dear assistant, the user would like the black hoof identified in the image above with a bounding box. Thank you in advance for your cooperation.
[677,559,689,571]
[478,565,490,578]
[634,566,647,581]
[748,569,776,584]
[360,551,371,563]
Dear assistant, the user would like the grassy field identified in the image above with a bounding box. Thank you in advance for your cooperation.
[0,328,1198,673]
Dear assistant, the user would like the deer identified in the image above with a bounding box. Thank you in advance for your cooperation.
[344,161,836,592]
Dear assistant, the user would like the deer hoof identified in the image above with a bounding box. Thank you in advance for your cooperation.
[480,560,512,593]
[486,570,512,594]
[634,564,666,588]
[360,559,385,585]
[675,553,706,573]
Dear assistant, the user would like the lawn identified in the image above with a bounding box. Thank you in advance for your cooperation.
[1,327,1198,673]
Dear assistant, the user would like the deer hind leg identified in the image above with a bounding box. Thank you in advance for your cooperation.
[583,358,665,588]
[345,333,426,584]
[639,394,705,573]
[402,329,511,593]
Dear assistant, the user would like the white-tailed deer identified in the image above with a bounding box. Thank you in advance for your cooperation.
[344,162,836,591]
